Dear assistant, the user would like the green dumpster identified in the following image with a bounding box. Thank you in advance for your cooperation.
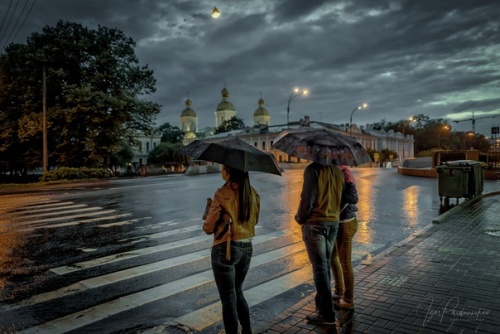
[436,160,484,200]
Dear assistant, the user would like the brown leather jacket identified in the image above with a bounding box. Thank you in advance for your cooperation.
[203,181,260,247]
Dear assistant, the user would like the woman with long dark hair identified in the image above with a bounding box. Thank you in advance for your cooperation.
[203,165,260,334]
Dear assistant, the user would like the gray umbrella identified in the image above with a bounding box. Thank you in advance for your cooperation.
[272,127,372,166]
[180,137,283,175]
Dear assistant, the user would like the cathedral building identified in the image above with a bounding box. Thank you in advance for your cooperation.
[179,86,272,144]
[180,99,198,145]
[253,98,270,126]
[178,86,414,165]
[215,87,237,128]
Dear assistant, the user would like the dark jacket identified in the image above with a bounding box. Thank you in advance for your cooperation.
[339,165,358,221]
[295,162,345,224]
[341,182,358,221]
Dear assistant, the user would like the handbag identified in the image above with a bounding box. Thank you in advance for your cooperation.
[203,197,233,261]
[214,213,232,261]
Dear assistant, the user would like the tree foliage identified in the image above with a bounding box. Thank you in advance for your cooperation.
[108,142,134,174]
[0,20,160,173]
[375,114,491,154]
[214,116,245,134]
[147,142,184,164]
[158,122,185,143]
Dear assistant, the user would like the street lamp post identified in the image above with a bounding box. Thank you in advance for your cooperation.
[287,87,308,128]
[437,125,449,149]
[402,117,415,160]
[465,131,474,150]
[349,103,368,137]
[42,67,48,173]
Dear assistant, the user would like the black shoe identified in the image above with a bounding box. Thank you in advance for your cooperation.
[306,313,335,325]
[332,293,341,301]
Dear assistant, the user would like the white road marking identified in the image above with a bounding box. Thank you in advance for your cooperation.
[0,203,84,216]
[17,237,302,334]
[15,231,290,310]
[4,207,105,222]
[19,214,133,233]
[0,209,117,227]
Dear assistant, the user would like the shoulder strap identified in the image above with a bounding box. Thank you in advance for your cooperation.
[214,212,232,241]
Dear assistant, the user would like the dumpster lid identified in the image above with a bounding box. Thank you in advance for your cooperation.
[439,160,482,167]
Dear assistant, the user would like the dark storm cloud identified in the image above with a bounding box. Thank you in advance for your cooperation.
[453,99,500,113]
[273,0,330,22]
[2,0,500,135]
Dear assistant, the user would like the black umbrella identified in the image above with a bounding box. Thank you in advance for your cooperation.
[272,127,372,166]
[180,137,283,175]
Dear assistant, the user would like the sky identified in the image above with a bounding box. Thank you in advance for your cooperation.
[1,0,500,137]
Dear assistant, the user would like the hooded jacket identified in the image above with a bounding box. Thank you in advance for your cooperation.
[203,181,260,247]
[295,162,345,225]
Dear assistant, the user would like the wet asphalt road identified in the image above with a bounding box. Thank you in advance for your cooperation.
[0,167,498,333]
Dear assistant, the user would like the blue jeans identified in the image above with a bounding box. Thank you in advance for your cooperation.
[211,241,253,334]
[302,223,339,321]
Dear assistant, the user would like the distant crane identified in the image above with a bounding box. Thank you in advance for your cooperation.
[452,112,500,134]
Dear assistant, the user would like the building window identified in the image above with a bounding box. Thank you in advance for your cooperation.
[262,141,266,150]
[254,142,258,148]
[146,142,150,152]
[138,142,143,152]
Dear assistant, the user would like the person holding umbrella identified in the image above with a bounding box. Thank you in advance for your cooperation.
[180,138,282,333]
[203,165,260,334]
[272,127,372,326]
[295,161,344,325]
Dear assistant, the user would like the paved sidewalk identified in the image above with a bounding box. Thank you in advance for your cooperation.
[258,191,500,333]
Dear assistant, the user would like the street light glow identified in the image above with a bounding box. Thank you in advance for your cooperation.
[349,102,368,137]
[287,87,309,128]
[212,7,220,18]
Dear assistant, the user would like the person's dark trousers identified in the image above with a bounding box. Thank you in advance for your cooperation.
[302,223,339,321]
[211,241,253,334]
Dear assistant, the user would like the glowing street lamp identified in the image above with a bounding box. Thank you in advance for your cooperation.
[287,87,308,128]
[437,124,449,149]
[465,131,474,150]
[211,7,220,18]
[402,117,415,159]
[349,103,368,137]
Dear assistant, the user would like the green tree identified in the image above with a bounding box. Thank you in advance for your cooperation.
[108,142,134,174]
[374,114,490,154]
[214,116,245,134]
[0,20,160,173]
[148,142,184,164]
[158,122,185,143]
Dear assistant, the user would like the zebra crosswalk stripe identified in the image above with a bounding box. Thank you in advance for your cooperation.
[17,241,306,334]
